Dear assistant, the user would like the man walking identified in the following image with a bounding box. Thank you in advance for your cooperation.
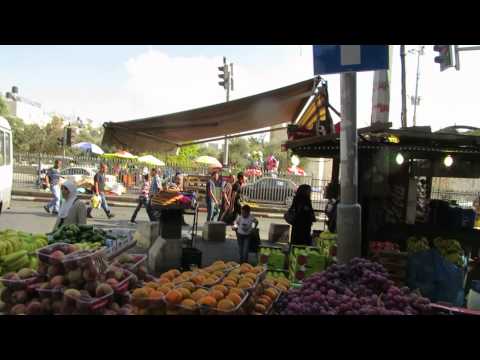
[206,171,220,222]
[87,163,115,219]
[44,159,63,215]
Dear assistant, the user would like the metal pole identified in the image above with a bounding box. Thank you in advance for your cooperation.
[400,45,408,128]
[337,72,362,264]
[222,58,231,168]
[412,47,422,127]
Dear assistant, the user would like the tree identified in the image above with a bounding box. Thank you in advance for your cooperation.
[0,96,9,117]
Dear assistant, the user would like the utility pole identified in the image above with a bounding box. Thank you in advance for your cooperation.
[337,72,362,263]
[218,56,234,167]
[411,46,425,127]
[400,45,408,128]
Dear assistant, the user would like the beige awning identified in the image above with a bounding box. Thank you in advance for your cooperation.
[102,78,316,153]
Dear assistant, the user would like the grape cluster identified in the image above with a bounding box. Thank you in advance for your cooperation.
[276,258,431,315]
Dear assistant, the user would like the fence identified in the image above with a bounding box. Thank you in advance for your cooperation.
[430,177,480,209]
[13,153,207,194]
[242,173,329,210]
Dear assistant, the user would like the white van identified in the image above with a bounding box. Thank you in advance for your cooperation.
[0,116,13,214]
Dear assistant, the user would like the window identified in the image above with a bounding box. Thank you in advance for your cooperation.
[0,130,4,166]
[5,132,11,165]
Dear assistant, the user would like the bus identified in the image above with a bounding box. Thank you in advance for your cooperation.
[0,116,13,214]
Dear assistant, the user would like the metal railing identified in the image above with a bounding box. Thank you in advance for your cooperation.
[12,153,206,194]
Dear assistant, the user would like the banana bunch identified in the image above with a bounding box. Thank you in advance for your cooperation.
[407,236,430,254]
[433,237,465,268]
[0,250,30,274]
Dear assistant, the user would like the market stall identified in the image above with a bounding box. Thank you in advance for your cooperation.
[285,123,480,308]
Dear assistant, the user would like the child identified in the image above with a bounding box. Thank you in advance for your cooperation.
[130,174,153,224]
[233,205,259,263]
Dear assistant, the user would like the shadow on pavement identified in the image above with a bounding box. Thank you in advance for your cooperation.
[4,210,55,218]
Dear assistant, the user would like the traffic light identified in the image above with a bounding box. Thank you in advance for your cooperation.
[434,45,454,71]
[218,65,229,89]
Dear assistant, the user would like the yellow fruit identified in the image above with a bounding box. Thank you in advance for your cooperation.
[165,290,183,304]
[212,285,229,296]
[177,287,191,299]
[180,282,196,292]
[264,288,278,301]
[191,289,209,301]
[255,303,267,313]
[209,290,225,301]
[222,279,237,288]
[229,288,245,298]
[180,299,197,310]
[198,296,217,307]
[226,293,242,306]
[244,273,257,281]
[217,299,235,311]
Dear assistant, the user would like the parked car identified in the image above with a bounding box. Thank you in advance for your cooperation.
[242,177,326,210]
[242,178,297,205]
[60,167,119,191]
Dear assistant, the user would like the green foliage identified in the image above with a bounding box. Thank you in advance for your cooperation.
[0,96,9,117]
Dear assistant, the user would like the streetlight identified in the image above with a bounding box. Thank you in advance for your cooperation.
[408,46,425,127]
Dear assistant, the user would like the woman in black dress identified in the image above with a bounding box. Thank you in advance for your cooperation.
[290,184,316,246]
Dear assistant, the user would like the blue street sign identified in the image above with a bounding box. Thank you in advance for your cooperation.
[313,45,389,75]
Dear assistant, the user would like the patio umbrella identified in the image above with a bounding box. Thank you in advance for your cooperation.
[194,156,222,168]
[72,142,104,155]
[138,155,165,166]
[102,151,138,160]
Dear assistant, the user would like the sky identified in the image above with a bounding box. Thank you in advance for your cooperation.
[0,45,479,132]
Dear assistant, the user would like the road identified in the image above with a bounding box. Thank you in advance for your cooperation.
[1,200,325,237]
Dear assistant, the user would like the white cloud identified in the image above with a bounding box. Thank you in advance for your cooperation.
[24,45,480,133]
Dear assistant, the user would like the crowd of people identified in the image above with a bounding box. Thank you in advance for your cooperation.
[42,159,325,264]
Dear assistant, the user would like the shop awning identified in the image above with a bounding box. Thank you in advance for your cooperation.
[102,78,316,153]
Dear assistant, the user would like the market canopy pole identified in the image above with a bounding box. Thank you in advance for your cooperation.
[337,72,362,263]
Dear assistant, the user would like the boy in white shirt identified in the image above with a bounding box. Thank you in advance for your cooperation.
[233,205,259,263]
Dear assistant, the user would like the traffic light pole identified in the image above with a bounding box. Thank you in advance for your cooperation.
[223,81,230,168]
[337,72,362,264]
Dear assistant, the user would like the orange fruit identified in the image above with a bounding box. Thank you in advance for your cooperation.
[170,269,181,278]
[165,290,183,304]
[198,296,217,307]
[222,279,237,288]
[177,287,191,299]
[226,293,242,306]
[209,290,225,301]
[158,277,171,286]
[180,282,196,292]
[217,299,235,311]
[229,288,245,298]
[264,288,278,301]
[149,290,163,299]
[191,289,209,301]
[212,285,229,296]
[255,303,267,313]
[158,286,172,295]
[257,297,270,308]
[180,299,197,310]
[244,273,257,281]
[192,275,206,285]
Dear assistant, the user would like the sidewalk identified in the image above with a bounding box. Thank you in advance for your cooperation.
[12,188,304,220]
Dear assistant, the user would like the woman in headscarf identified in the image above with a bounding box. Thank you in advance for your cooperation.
[53,180,87,231]
[289,184,316,246]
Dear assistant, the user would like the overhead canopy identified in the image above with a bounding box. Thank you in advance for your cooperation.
[102,78,316,153]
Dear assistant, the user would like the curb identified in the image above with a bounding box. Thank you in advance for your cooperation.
[11,196,301,220]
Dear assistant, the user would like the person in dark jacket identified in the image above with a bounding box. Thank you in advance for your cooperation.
[290,184,316,246]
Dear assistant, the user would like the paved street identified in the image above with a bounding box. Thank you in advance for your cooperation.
[0,200,325,267]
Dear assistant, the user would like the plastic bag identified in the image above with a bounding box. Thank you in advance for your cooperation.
[408,249,465,306]
[91,195,101,209]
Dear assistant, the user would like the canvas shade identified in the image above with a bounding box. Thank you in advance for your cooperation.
[102,78,316,153]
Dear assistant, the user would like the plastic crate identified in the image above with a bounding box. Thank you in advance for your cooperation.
[0,273,41,291]
[64,288,114,314]
[101,267,135,294]
[199,291,250,315]
[111,254,147,275]
[34,285,64,301]
[37,243,76,265]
